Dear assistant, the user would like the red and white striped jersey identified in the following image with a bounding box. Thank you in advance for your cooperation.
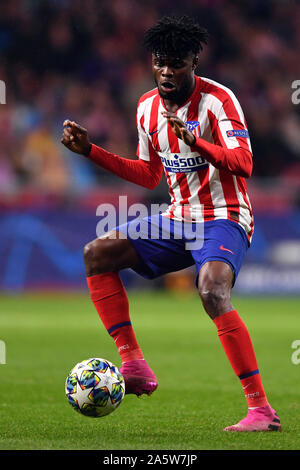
[136,75,254,242]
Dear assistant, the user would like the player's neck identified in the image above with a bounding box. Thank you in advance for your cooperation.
[163,76,196,112]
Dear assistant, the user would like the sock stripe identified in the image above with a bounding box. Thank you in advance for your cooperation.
[107,321,132,335]
[239,369,259,380]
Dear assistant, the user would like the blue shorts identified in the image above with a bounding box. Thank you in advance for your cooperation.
[116,215,249,286]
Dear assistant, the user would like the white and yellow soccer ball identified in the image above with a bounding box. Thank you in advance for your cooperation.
[65,358,125,417]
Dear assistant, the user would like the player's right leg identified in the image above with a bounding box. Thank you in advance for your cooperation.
[83,231,158,396]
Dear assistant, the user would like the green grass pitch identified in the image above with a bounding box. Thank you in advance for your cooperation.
[0,291,299,450]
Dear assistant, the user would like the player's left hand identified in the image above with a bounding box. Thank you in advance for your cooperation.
[161,111,196,146]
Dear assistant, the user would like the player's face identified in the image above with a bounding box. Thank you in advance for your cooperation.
[152,53,197,102]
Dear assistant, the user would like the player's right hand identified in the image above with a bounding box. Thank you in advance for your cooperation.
[61,120,92,156]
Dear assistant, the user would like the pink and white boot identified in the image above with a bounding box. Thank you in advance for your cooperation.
[224,404,281,432]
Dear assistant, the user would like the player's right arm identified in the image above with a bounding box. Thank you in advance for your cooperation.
[61,120,163,190]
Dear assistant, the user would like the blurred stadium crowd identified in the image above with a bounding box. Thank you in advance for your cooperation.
[0,0,299,209]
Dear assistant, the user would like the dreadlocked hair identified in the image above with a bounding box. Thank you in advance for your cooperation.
[143,16,209,58]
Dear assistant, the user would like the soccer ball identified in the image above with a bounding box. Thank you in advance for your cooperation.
[65,358,125,417]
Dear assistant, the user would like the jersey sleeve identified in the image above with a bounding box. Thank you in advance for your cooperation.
[136,99,151,161]
[192,92,253,178]
[85,96,163,189]
[215,95,252,154]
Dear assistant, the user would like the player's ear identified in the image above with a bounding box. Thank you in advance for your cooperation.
[192,55,199,70]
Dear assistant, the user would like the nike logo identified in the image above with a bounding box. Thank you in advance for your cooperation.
[149,129,158,135]
[220,245,234,254]
[242,383,252,390]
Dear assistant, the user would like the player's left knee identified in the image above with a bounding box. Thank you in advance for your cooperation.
[199,284,229,310]
[198,278,232,318]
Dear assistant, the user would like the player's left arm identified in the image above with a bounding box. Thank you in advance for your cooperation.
[162,107,253,178]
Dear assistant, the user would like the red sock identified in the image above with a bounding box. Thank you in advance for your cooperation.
[213,310,268,408]
[86,273,143,363]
